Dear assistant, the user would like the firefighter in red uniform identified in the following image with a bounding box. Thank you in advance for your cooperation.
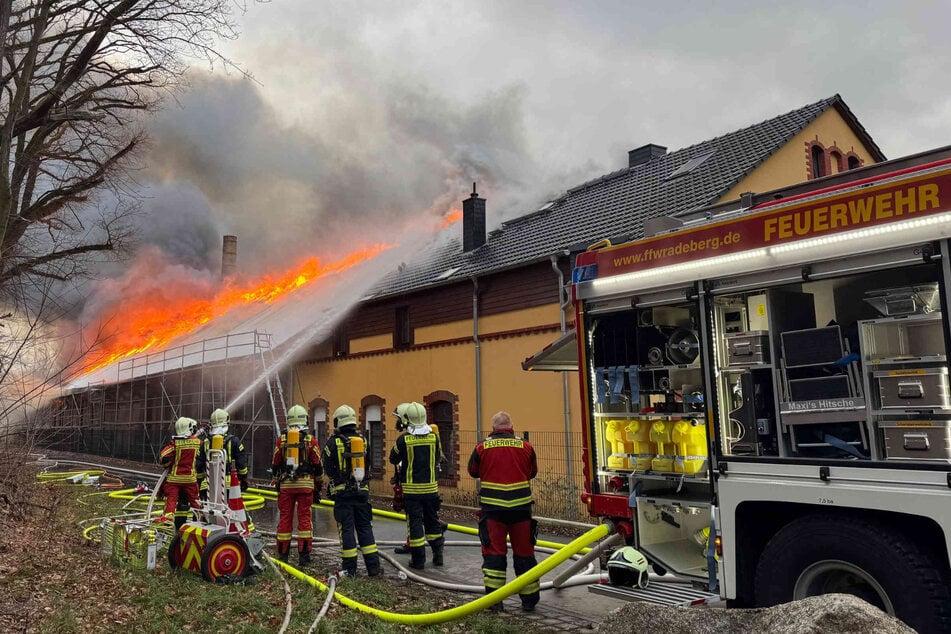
[158,417,205,523]
[272,404,323,565]
[467,411,539,612]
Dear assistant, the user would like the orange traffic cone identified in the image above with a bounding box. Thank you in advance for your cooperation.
[227,467,250,537]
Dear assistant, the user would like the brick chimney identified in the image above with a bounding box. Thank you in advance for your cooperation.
[221,235,237,279]
[628,143,667,168]
[462,183,486,252]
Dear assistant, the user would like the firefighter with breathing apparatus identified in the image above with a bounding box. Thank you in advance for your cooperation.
[158,416,205,524]
[389,401,445,569]
[199,408,250,495]
[322,404,381,576]
[272,404,323,565]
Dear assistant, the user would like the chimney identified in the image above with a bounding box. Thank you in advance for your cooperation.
[221,235,237,280]
[628,143,667,168]
[462,182,486,252]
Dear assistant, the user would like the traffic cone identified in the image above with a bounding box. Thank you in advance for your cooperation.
[227,467,250,537]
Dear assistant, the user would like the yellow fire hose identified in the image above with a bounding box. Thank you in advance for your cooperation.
[272,522,612,625]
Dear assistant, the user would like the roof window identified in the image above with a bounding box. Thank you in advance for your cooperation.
[665,152,715,180]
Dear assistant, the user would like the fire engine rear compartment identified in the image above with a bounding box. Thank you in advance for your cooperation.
[582,240,950,581]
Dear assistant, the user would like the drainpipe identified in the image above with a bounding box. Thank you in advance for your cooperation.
[471,277,482,439]
[550,253,572,488]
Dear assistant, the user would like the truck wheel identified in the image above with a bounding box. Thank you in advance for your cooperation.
[754,514,951,633]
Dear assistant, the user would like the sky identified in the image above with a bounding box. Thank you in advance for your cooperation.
[59,0,951,350]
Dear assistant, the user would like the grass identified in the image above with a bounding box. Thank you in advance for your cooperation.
[0,462,553,634]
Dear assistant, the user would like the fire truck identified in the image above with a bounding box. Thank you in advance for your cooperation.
[570,154,951,632]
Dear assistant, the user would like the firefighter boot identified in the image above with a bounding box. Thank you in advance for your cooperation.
[394,539,410,554]
[299,545,312,567]
[276,541,291,563]
[409,546,426,570]
[431,543,444,567]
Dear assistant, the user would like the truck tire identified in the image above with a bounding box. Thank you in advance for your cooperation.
[753,514,951,633]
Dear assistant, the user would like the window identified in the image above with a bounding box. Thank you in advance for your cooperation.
[395,306,413,348]
[810,145,826,178]
[848,155,861,170]
[665,151,715,181]
[333,324,349,357]
[360,396,385,479]
[310,398,329,448]
[829,151,843,174]
[424,391,460,486]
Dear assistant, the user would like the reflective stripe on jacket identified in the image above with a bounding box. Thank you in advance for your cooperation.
[389,432,442,495]
[322,431,369,496]
[160,437,203,484]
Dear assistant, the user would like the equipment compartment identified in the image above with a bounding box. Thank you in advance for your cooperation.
[860,314,946,363]
[880,420,951,462]
[636,495,711,580]
[874,368,950,409]
[725,331,770,366]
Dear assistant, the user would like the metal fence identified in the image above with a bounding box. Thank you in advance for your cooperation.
[367,428,588,522]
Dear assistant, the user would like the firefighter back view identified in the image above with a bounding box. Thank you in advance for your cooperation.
[468,411,539,612]
[159,417,205,524]
[200,408,250,495]
[388,401,444,569]
[272,404,323,565]
[322,404,381,576]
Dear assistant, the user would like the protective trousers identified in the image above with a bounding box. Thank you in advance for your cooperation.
[276,488,314,561]
[333,496,380,575]
[479,513,539,609]
[163,481,200,517]
[404,494,445,567]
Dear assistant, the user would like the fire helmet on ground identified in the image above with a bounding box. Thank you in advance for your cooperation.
[393,402,411,431]
[210,408,230,435]
[607,546,650,589]
[404,401,427,431]
[287,404,308,429]
[333,404,357,429]
[175,417,197,437]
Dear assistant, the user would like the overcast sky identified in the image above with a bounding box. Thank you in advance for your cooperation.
[108,1,951,290]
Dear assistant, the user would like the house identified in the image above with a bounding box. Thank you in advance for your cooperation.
[292,94,886,516]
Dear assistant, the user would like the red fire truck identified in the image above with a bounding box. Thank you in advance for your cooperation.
[570,154,951,632]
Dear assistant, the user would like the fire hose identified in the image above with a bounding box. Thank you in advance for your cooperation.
[272,522,613,625]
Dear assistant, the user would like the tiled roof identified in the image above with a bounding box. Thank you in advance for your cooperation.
[371,95,881,298]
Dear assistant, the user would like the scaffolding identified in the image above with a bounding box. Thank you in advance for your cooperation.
[37,331,289,478]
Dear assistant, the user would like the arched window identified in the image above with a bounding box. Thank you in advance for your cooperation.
[309,397,329,448]
[424,390,460,486]
[848,155,861,170]
[811,145,826,179]
[360,395,385,480]
[829,150,843,174]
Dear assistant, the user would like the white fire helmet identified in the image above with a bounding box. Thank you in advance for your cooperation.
[210,408,230,435]
[404,402,428,432]
[287,404,308,430]
[607,546,650,589]
[333,404,357,430]
[174,417,197,437]
[393,402,412,431]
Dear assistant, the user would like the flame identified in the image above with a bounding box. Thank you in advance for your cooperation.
[80,243,392,375]
[437,208,463,230]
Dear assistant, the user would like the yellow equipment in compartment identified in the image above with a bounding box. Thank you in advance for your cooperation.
[625,419,656,471]
[649,421,675,472]
[604,419,632,469]
[672,420,708,475]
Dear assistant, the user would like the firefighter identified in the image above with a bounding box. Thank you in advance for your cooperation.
[388,402,445,569]
[158,417,205,524]
[272,404,323,565]
[199,408,250,495]
[467,411,539,612]
[391,402,411,554]
[322,404,381,577]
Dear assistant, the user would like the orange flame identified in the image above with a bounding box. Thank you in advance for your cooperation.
[437,208,463,230]
[80,243,392,375]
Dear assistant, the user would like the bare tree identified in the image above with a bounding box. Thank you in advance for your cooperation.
[0,0,243,287]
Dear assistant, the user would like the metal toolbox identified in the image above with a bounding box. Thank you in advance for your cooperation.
[725,331,769,366]
[864,283,939,317]
[874,367,950,409]
[880,420,951,462]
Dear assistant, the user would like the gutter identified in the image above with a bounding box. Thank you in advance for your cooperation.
[550,252,573,487]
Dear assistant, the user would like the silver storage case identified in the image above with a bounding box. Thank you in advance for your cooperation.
[725,331,770,366]
[864,283,939,317]
[880,420,951,462]
[874,368,950,409]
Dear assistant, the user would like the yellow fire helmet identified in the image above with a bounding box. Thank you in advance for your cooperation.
[286,404,308,430]
[332,404,357,430]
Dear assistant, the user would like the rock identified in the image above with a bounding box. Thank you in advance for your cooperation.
[596,594,914,634]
